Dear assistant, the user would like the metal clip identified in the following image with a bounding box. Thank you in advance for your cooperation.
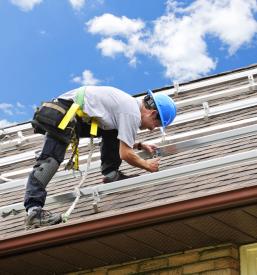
[248,74,255,91]
[92,187,101,213]
[173,81,180,96]
[248,74,255,86]
[202,101,210,120]
[17,131,25,146]
[153,148,161,158]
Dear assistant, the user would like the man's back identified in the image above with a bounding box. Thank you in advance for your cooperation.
[59,85,141,147]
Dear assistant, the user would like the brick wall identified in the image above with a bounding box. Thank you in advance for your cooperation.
[67,243,239,275]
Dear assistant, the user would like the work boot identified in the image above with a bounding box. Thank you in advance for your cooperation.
[25,206,62,230]
[103,170,139,183]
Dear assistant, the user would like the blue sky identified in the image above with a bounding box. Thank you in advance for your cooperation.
[0,0,257,127]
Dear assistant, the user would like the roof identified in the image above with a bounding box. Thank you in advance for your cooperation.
[1,63,257,274]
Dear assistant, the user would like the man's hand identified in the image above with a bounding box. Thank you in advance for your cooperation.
[120,141,160,172]
[145,158,160,172]
[141,143,158,154]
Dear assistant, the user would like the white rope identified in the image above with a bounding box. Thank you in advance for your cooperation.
[62,136,95,222]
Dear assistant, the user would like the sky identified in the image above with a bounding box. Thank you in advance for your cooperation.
[0,0,257,128]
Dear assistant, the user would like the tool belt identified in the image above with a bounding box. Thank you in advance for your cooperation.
[31,99,76,144]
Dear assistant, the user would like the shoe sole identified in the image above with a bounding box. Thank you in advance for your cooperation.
[25,219,62,230]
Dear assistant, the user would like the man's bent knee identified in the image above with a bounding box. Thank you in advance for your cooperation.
[33,157,59,188]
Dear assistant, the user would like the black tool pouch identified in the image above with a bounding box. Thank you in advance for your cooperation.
[31,100,76,144]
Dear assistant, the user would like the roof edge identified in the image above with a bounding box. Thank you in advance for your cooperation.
[133,62,257,96]
[1,185,257,257]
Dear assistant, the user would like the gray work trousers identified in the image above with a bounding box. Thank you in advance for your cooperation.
[24,122,121,211]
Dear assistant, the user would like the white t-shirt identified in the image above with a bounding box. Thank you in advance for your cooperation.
[59,86,141,148]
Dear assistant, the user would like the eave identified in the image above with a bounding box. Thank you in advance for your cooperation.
[1,184,257,257]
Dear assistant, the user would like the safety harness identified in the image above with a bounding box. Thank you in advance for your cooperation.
[58,87,98,136]
[58,87,98,171]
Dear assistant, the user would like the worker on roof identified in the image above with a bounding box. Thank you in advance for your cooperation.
[24,86,177,229]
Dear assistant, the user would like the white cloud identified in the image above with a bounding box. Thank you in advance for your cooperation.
[39,30,47,36]
[16,102,25,108]
[87,14,147,66]
[0,103,13,115]
[72,70,100,85]
[0,102,28,117]
[0,119,16,128]
[183,0,257,54]
[97,38,127,57]
[69,0,86,11]
[86,0,257,81]
[10,0,42,12]
[87,13,145,37]
[10,0,88,12]
[148,11,216,81]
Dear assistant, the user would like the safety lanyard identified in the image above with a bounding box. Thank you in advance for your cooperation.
[60,88,98,221]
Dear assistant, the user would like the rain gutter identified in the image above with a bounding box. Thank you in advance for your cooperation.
[1,184,257,257]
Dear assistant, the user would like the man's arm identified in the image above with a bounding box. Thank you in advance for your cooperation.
[120,141,160,172]
[134,142,158,154]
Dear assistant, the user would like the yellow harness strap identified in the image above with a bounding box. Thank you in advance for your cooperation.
[90,118,98,136]
[58,89,99,170]
[58,103,80,130]
[57,88,98,136]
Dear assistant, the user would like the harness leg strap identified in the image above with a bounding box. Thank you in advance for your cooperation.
[90,118,98,136]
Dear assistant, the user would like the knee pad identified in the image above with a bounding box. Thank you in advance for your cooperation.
[33,157,59,188]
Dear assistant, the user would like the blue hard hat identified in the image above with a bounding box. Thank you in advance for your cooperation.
[147,89,177,128]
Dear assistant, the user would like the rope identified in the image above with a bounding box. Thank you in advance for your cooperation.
[62,136,95,222]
